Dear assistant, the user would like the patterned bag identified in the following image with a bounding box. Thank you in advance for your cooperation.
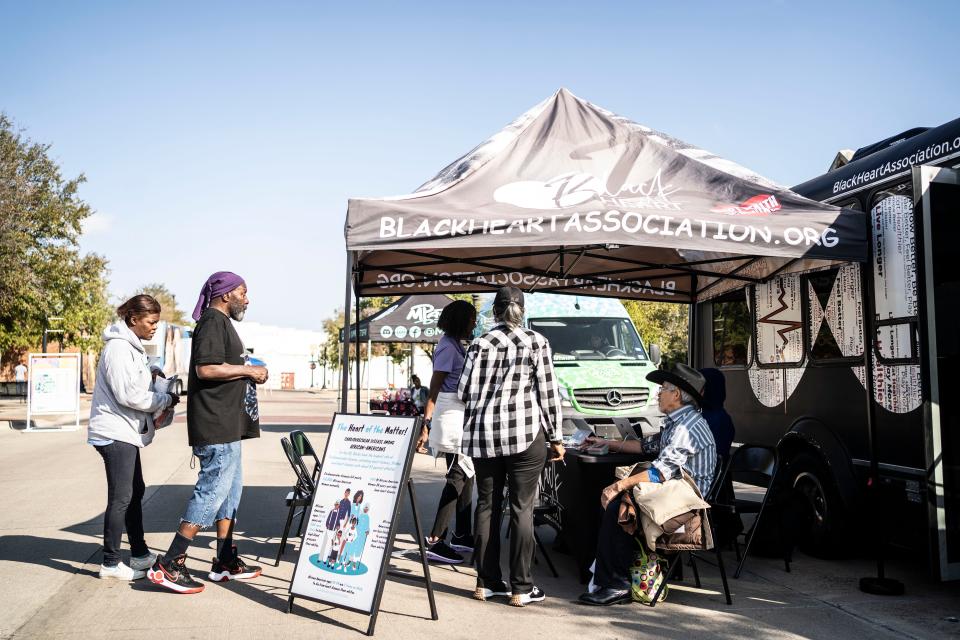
[630,540,667,604]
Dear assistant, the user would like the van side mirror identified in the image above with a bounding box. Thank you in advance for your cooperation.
[649,344,662,366]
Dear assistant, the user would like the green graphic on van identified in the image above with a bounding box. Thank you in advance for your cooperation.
[477,293,662,433]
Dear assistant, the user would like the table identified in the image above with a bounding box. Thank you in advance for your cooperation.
[555,447,651,583]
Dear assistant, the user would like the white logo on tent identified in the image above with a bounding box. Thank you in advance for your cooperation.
[380,326,394,339]
[407,304,441,325]
[493,170,679,211]
[394,326,408,339]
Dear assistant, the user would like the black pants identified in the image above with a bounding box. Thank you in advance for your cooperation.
[95,441,149,566]
[593,497,637,590]
[473,428,547,594]
[429,453,474,540]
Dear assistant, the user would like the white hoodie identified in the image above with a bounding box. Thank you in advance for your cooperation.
[87,322,172,448]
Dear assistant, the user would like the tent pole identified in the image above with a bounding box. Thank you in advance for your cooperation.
[340,251,353,413]
[356,293,361,414]
[367,338,372,410]
[858,260,904,595]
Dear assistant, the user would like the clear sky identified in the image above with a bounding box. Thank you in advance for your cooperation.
[3,1,958,328]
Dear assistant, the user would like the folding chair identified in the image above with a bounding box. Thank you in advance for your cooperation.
[290,429,322,485]
[648,458,733,607]
[275,436,316,566]
[720,444,789,578]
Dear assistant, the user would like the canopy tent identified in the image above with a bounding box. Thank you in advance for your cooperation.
[340,294,454,343]
[346,88,866,306]
[341,88,868,409]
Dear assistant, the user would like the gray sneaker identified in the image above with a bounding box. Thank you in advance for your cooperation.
[130,552,158,571]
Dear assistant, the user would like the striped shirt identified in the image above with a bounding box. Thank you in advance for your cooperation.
[457,324,563,458]
[650,405,717,496]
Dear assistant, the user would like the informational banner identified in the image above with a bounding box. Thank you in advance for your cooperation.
[26,353,81,431]
[28,354,80,413]
[289,413,418,615]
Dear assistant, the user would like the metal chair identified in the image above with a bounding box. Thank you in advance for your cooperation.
[275,436,316,566]
[720,444,789,578]
[290,429,322,486]
[648,457,733,607]
[504,458,563,577]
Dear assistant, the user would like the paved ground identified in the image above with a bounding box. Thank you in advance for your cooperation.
[1,391,958,639]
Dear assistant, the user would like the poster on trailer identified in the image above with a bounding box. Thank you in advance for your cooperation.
[289,413,417,613]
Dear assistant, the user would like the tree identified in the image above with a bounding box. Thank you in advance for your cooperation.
[0,114,113,363]
[133,283,189,325]
[621,300,689,364]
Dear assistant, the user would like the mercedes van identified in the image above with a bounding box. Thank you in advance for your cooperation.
[478,293,662,438]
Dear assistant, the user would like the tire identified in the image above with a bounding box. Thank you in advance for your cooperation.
[176,379,184,396]
[784,452,850,558]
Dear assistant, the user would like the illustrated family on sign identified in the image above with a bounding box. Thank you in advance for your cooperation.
[318,487,372,574]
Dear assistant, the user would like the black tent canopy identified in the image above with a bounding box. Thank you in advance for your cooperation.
[341,294,454,343]
[340,88,868,408]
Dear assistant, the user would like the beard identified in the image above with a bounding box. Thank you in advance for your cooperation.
[228,301,247,321]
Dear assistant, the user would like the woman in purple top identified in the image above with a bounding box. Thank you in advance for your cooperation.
[416,300,478,564]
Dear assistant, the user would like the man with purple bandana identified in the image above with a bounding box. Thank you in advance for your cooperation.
[148,272,269,594]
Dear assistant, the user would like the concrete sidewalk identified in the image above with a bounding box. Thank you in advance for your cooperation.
[1,392,958,639]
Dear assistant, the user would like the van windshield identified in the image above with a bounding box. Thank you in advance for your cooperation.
[528,317,647,361]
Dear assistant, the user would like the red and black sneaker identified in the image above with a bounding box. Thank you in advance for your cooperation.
[147,554,205,594]
[208,546,262,582]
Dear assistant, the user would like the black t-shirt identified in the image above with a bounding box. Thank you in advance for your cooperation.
[187,308,260,446]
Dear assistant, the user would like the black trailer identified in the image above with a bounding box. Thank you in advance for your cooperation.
[693,116,960,580]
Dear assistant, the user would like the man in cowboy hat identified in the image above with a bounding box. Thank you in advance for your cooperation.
[578,362,717,606]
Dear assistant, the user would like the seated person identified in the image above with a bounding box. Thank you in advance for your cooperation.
[587,333,618,356]
[578,363,717,606]
[699,368,734,460]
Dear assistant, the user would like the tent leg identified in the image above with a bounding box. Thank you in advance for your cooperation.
[340,251,353,413]
[367,338,372,410]
[355,293,361,414]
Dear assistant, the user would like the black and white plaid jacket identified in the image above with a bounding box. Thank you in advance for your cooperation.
[457,324,563,458]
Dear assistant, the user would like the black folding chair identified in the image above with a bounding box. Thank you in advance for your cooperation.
[275,436,316,566]
[648,458,733,607]
[531,460,563,577]
[720,444,789,578]
[290,429,322,486]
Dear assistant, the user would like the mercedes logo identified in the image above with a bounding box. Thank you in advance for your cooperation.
[606,389,623,407]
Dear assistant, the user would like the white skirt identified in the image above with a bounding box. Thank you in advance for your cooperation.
[428,392,474,478]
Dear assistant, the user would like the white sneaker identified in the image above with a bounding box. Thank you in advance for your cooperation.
[130,552,158,571]
[99,562,146,580]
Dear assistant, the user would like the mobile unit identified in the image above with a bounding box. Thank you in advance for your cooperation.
[693,117,960,579]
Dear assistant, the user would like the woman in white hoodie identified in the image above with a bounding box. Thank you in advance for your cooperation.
[88,295,179,580]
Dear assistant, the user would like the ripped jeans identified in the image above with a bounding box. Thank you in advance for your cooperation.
[182,441,243,528]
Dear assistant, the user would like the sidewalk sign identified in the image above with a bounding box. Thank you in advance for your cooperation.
[25,353,81,432]
[287,412,437,636]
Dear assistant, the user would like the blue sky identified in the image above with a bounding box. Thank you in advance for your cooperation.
[3,1,958,328]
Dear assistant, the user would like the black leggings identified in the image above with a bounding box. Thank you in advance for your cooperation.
[429,453,474,540]
[95,441,149,566]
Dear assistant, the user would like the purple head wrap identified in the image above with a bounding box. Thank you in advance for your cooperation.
[191,271,246,321]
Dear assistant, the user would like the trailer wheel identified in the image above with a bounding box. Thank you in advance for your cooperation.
[787,452,848,558]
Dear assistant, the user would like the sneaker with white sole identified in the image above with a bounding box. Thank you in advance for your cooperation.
[424,540,464,564]
[99,562,145,581]
[147,554,205,594]
[208,546,262,582]
[130,552,157,571]
[509,586,546,607]
[473,580,511,601]
[449,533,474,553]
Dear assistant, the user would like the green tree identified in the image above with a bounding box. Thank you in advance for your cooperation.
[621,300,689,364]
[133,283,189,325]
[0,114,113,363]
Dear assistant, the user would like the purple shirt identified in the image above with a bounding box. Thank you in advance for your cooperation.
[433,335,466,393]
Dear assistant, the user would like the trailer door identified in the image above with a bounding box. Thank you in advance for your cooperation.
[916,165,960,580]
